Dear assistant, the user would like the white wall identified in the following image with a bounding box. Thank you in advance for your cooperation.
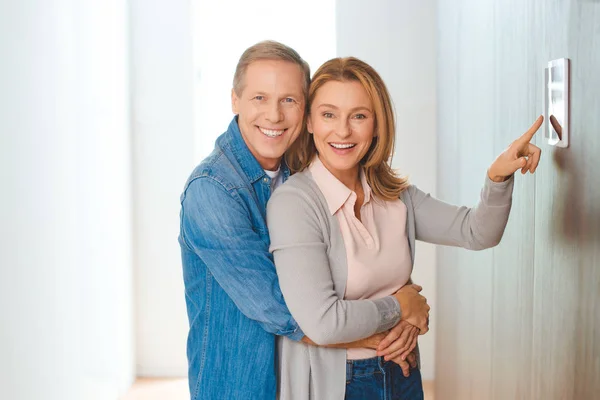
[129,0,195,376]
[192,0,337,161]
[336,0,437,380]
[0,1,134,399]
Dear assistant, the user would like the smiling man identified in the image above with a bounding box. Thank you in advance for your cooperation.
[178,41,310,399]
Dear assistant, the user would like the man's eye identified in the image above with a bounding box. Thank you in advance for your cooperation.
[254,95,265,101]
[282,98,295,103]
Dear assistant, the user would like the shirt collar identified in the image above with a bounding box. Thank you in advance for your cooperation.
[225,116,289,183]
[308,155,372,215]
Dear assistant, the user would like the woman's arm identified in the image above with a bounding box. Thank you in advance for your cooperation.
[267,185,411,345]
[409,116,544,249]
[409,174,514,250]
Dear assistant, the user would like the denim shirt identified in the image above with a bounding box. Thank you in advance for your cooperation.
[179,117,303,400]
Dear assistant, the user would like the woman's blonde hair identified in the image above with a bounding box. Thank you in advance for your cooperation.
[285,57,409,200]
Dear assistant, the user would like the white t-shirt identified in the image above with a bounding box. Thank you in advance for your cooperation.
[264,167,284,192]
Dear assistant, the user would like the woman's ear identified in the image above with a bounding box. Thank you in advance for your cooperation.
[307,115,313,134]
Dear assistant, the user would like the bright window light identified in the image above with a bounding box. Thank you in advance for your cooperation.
[191,0,336,161]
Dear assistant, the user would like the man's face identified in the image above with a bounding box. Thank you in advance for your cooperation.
[232,59,305,170]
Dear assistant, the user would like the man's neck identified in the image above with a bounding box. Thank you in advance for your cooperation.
[262,161,281,172]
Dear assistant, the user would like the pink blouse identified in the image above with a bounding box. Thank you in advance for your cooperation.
[309,156,412,359]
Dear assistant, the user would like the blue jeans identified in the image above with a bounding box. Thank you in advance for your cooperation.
[345,356,424,400]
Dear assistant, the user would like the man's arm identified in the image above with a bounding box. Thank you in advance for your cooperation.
[301,332,386,349]
[180,176,303,340]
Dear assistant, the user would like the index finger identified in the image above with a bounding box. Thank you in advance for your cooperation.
[518,115,544,144]
[377,329,399,351]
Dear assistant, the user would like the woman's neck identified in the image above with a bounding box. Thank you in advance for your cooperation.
[321,160,361,192]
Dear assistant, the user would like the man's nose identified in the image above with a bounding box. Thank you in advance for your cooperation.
[266,101,283,123]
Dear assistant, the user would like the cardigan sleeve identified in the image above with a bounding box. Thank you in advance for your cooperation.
[267,184,401,345]
[409,173,514,249]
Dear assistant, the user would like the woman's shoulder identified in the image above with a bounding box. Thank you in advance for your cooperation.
[277,170,320,197]
[268,170,328,216]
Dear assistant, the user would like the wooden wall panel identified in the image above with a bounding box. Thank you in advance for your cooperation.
[565,1,600,398]
[436,0,498,398]
[530,1,581,399]
[454,0,498,397]
[490,1,537,399]
[436,0,600,399]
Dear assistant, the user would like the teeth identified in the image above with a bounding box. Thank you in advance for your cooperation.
[330,143,356,149]
[260,127,285,138]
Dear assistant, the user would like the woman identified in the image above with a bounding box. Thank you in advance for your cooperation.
[267,57,542,399]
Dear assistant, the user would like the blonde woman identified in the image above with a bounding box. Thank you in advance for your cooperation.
[267,57,543,399]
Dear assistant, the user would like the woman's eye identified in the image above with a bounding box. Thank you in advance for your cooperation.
[323,112,334,119]
[354,113,366,120]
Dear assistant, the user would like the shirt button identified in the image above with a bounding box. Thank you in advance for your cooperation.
[263,178,269,183]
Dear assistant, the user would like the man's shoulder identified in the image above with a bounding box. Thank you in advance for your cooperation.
[183,144,247,197]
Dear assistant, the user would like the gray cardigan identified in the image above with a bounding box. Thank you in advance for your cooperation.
[267,169,514,400]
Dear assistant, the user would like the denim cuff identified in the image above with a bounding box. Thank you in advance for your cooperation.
[286,326,305,342]
[373,296,401,332]
[281,315,305,342]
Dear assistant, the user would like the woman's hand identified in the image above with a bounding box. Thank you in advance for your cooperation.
[393,284,430,334]
[487,115,544,182]
[376,320,419,362]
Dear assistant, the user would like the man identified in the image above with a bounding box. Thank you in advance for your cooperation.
[179,41,425,399]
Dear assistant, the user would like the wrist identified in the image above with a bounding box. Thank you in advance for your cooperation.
[487,167,507,183]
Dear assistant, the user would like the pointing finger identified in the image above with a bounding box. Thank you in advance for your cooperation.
[518,115,544,144]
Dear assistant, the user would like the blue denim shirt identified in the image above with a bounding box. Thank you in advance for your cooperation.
[179,117,304,400]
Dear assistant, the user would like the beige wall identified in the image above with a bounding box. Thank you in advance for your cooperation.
[435,0,600,399]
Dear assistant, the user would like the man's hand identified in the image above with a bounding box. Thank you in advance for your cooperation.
[393,284,430,334]
[376,320,419,361]
[390,351,418,377]
[301,331,388,349]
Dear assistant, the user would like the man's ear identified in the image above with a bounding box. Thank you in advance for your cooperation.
[231,89,239,114]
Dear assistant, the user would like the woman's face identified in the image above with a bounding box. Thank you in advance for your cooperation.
[307,80,375,181]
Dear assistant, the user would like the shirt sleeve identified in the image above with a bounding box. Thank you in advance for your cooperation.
[410,174,514,249]
[267,185,401,346]
[180,176,304,341]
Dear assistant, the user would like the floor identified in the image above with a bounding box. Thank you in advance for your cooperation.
[121,378,435,400]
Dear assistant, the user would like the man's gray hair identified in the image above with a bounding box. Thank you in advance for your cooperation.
[233,40,311,99]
